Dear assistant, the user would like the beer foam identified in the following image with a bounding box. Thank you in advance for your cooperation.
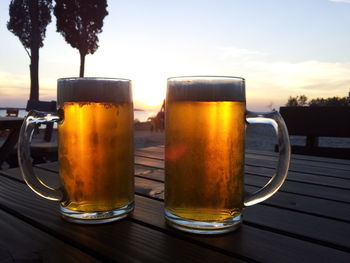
[57,78,132,107]
[167,76,245,102]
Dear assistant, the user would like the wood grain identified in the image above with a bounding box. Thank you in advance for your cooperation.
[137,146,350,167]
[2,166,350,252]
[2,147,349,262]
[4,162,350,223]
[1,173,349,262]
[0,210,99,262]
[0,176,241,263]
[132,196,350,263]
[246,149,350,165]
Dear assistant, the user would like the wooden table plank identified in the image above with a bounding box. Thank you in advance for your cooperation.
[133,165,350,222]
[247,149,350,165]
[245,185,350,223]
[0,176,241,263]
[137,147,350,169]
[132,195,350,263]
[133,181,350,250]
[3,166,350,252]
[134,166,350,223]
[133,157,350,203]
[135,155,165,169]
[245,174,350,203]
[136,149,165,159]
[246,157,350,179]
[135,165,164,182]
[134,157,350,191]
[245,152,350,171]
[0,210,100,262]
[245,166,350,190]
[135,151,350,181]
[0,117,23,166]
[1,171,349,262]
[5,160,350,223]
[138,146,350,175]
[3,147,350,262]
[244,205,350,250]
[135,149,350,191]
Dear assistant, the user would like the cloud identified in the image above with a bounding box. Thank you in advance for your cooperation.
[329,0,350,3]
[219,46,269,61]
[0,71,56,107]
[214,46,350,110]
[254,60,350,92]
[1,45,350,112]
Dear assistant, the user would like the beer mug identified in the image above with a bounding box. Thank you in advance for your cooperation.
[18,78,134,224]
[165,76,290,234]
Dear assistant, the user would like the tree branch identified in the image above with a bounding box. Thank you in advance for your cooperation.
[23,46,31,59]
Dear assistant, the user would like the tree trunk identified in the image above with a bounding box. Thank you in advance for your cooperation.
[30,46,39,101]
[79,51,85,77]
[29,0,40,101]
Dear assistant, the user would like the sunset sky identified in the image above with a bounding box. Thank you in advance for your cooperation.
[0,0,349,111]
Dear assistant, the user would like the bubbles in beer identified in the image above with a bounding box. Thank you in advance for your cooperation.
[165,100,245,221]
[59,101,134,212]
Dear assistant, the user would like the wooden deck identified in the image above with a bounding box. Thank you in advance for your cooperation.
[0,117,23,167]
[0,146,349,262]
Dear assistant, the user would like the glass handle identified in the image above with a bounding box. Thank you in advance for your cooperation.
[18,110,65,201]
[244,110,291,206]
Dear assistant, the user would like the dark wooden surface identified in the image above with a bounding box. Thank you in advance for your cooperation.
[0,115,58,167]
[1,146,350,262]
[279,106,350,159]
[0,117,23,166]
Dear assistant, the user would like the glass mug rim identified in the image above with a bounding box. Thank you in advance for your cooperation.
[57,77,133,107]
[167,75,245,81]
[57,77,131,82]
[167,75,246,103]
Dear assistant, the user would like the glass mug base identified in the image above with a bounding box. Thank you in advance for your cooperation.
[164,209,242,234]
[60,202,134,224]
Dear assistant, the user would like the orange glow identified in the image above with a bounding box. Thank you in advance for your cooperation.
[134,99,163,110]
[165,143,187,161]
[59,102,134,212]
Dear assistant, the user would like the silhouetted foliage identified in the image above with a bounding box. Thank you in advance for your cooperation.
[309,96,350,106]
[7,0,53,101]
[286,96,298,107]
[285,95,308,106]
[286,95,350,107]
[297,95,308,106]
[54,0,108,77]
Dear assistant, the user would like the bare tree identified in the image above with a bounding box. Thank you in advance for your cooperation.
[7,0,52,101]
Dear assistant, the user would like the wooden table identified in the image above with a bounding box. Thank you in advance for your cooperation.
[0,146,349,262]
[0,117,24,166]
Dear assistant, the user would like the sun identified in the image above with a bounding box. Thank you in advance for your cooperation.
[133,80,165,109]
[133,88,165,110]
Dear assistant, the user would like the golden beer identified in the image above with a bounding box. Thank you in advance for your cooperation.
[56,77,134,223]
[59,101,134,212]
[165,101,245,221]
[164,76,249,233]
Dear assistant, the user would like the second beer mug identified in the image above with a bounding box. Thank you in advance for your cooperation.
[18,78,134,224]
[165,76,291,234]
